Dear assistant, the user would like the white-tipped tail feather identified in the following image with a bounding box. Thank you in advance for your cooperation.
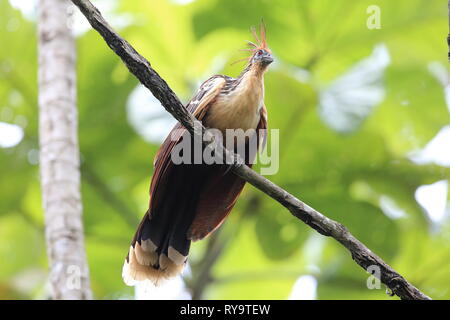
[122,239,187,286]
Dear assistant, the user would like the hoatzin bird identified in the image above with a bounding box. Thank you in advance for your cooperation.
[123,24,273,285]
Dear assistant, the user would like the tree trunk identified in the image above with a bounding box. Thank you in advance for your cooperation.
[38,0,92,300]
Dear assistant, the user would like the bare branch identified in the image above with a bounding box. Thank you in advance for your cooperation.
[70,0,431,300]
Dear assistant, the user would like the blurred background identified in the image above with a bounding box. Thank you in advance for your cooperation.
[1,0,449,299]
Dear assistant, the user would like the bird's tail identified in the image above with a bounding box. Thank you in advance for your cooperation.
[122,163,209,286]
[122,211,189,286]
[122,129,259,286]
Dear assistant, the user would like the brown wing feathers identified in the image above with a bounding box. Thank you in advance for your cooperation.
[188,107,267,241]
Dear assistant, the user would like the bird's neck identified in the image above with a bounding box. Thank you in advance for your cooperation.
[236,65,266,99]
[238,63,267,82]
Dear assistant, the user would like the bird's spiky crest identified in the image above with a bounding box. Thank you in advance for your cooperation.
[249,22,270,53]
[232,21,270,66]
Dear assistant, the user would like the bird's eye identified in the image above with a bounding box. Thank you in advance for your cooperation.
[257,50,263,56]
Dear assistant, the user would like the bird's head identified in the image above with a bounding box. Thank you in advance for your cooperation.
[248,22,273,69]
[251,48,273,66]
[235,22,273,71]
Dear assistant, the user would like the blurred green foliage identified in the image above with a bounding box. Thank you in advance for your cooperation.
[0,0,449,299]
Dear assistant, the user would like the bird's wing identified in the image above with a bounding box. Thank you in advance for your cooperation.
[153,75,226,167]
[187,105,268,241]
[149,75,226,212]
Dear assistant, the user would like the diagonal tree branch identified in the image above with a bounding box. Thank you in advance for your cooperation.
[71,0,431,300]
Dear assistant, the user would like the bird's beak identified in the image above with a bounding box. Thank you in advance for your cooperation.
[261,52,273,65]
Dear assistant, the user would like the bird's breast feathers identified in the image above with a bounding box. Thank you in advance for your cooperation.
[205,72,264,133]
